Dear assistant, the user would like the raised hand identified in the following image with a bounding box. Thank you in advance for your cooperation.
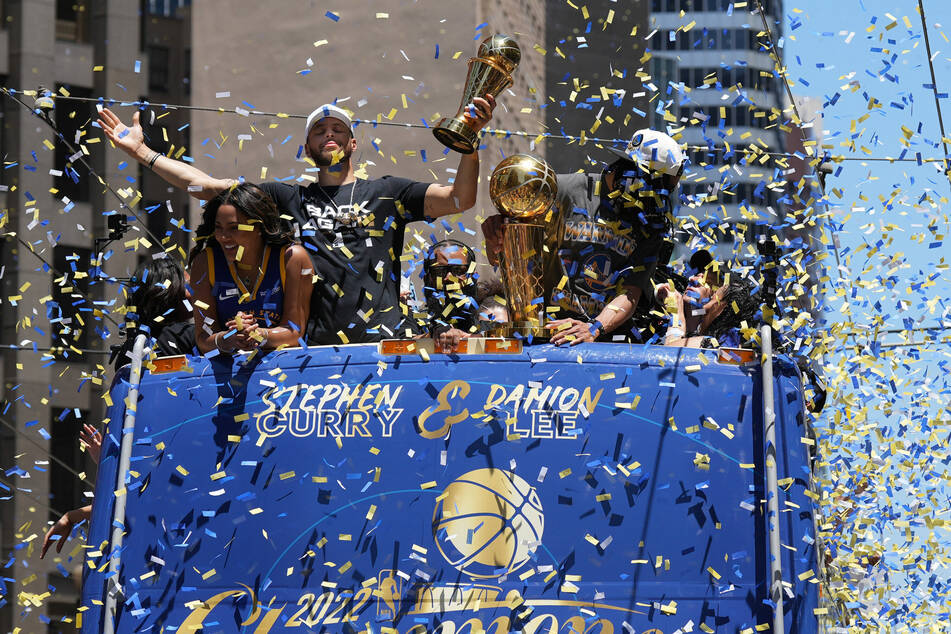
[79,424,102,464]
[97,108,150,161]
[466,94,496,132]
[40,506,92,559]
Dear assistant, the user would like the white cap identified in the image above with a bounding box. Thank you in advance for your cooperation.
[304,104,353,140]
[607,128,686,177]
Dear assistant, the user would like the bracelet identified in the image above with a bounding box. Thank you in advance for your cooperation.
[213,332,224,351]
[147,151,161,169]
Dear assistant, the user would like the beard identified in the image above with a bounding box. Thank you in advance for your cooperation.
[311,142,353,168]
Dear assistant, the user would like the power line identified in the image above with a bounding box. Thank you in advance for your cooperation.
[0,416,90,482]
[842,324,951,337]
[751,0,858,347]
[0,344,112,355]
[8,232,122,331]
[916,0,951,184]
[0,88,162,334]
[1,88,170,253]
[0,472,67,519]
[878,338,951,350]
[5,89,950,166]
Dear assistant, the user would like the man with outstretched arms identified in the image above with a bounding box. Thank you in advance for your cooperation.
[97,96,494,344]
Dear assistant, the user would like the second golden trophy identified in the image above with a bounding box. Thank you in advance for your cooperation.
[433,34,520,154]
[489,154,558,338]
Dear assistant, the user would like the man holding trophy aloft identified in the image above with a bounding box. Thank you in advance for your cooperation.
[482,129,686,345]
[96,34,526,345]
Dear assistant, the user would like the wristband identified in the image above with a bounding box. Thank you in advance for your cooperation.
[147,151,161,169]
[590,320,603,336]
[258,328,269,349]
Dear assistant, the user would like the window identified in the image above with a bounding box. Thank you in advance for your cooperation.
[148,45,170,93]
[749,31,761,51]
[146,0,191,17]
[183,48,191,96]
[55,0,90,42]
[717,224,735,244]
[49,407,90,522]
[139,104,173,157]
[51,245,93,356]
[53,86,94,203]
[0,75,6,190]
[142,199,171,246]
[721,68,735,89]
[678,67,690,87]
[720,29,733,49]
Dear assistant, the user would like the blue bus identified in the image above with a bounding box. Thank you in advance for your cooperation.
[80,337,823,633]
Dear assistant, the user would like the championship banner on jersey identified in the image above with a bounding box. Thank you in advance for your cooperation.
[81,344,817,633]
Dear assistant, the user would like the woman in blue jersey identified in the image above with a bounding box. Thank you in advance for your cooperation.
[188,183,313,353]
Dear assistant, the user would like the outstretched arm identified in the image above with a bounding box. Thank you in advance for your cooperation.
[547,287,643,346]
[423,96,496,218]
[41,505,92,558]
[97,108,234,200]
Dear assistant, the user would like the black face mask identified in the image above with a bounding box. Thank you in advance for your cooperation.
[423,269,478,331]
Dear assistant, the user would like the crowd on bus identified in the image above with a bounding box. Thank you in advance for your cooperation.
[41,94,802,562]
[96,92,772,366]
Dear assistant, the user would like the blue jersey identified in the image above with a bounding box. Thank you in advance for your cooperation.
[206,242,286,327]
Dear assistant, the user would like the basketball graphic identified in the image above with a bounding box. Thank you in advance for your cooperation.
[580,253,613,292]
[489,154,558,220]
[433,469,545,579]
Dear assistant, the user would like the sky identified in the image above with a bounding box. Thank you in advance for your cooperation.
[784,0,951,628]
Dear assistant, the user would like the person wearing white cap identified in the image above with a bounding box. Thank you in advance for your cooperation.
[96,94,495,345]
[482,128,686,345]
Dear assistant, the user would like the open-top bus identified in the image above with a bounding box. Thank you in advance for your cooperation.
[80,336,822,633]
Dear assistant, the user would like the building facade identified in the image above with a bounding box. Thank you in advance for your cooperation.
[649,0,788,258]
[0,1,191,630]
[648,0,826,337]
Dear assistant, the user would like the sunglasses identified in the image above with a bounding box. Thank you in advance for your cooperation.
[428,264,471,277]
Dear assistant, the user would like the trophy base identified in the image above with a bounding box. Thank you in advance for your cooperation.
[493,322,549,340]
[433,117,479,154]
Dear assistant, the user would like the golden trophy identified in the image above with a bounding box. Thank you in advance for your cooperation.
[433,34,520,154]
[489,154,558,338]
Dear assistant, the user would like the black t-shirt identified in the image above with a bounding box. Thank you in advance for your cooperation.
[110,320,196,371]
[259,177,429,344]
[549,173,670,334]
[155,320,197,357]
